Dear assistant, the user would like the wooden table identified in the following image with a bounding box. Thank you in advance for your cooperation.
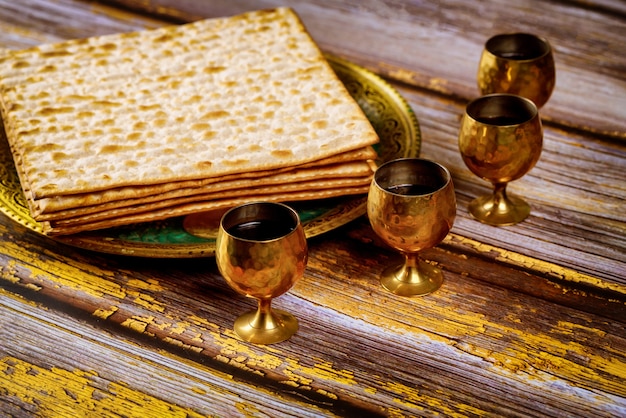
[1,1,624,416]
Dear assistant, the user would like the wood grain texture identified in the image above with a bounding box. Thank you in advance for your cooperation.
[1,289,336,417]
[1,214,625,416]
[0,0,625,416]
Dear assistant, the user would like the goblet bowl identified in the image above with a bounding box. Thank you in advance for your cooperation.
[216,202,307,344]
[367,158,456,297]
[458,93,543,225]
[478,32,555,108]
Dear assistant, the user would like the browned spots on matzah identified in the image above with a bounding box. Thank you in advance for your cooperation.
[100,145,127,154]
[100,43,117,51]
[272,150,293,158]
[191,122,211,131]
[26,143,61,153]
[39,50,71,58]
[139,104,160,111]
[37,106,74,116]
[195,161,213,170]
[92,100,121,108]
[17,127,40,136]
[52,152,69,162]
[201,110,229,119]
[204,66,226,74]
[184,95,202,105]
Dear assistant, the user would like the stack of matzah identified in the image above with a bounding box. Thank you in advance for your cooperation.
[0,8,378,235]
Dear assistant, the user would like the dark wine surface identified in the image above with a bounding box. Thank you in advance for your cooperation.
[227,220,294,241]
[385,183,439,196]
[480,115,523,126]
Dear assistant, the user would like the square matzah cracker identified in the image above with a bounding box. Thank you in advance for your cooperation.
[0,7,378,204]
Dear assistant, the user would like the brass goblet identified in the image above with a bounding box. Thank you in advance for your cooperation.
[367,158,456,297]
[458,94,543,226]
[477,33,555,108]
[215,202,307,344]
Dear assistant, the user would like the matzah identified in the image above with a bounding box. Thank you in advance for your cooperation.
[0,7,379,235]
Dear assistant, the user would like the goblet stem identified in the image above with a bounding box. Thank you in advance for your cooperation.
[233,298,299,345]
[250,299,281,330]
[469,182,531,226]
[380,253,444,297]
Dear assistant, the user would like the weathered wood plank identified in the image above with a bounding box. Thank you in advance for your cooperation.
[1,214,625,417]
[0,0,164,47]
[0,289,338,417]
[97,0,626,139]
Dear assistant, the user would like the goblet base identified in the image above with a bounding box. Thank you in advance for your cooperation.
[469,193,530,226]
[381,259,443,297]
[234,309,298,345]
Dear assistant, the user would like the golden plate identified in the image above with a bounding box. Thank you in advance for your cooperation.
[0,55,420,257]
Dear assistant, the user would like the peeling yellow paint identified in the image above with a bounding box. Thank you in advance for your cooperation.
[555,321,607,338]
[364,386,378,395]
[1,260,21,283]
[191,386,207,395]
[0,287,37,305]
[388,406,414,418]
[281,379,300,388]
[163,337,203,353]
[447,234,626,295]
[169,321,190,335]
[383,381,486,417]
[312,361,356,386]
[283,363,314,386]
[383,381,421,409]
[126,278,163,291]
[209,329,285,372]
[1,240,126,299]
[121,316,154,333]
[92,306,118,320]
[235,399,264,416]
[127,290,166,312]
[0,356,205,417]
[24,283,42,291]
[294,269,625,397]
[282,358,358,393]
[315,388,338,399]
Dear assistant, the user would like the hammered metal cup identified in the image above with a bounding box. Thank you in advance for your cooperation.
[477,33,555,108]
[367,158,456,297]
[215,202,308,345]
[458,94,543,226]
